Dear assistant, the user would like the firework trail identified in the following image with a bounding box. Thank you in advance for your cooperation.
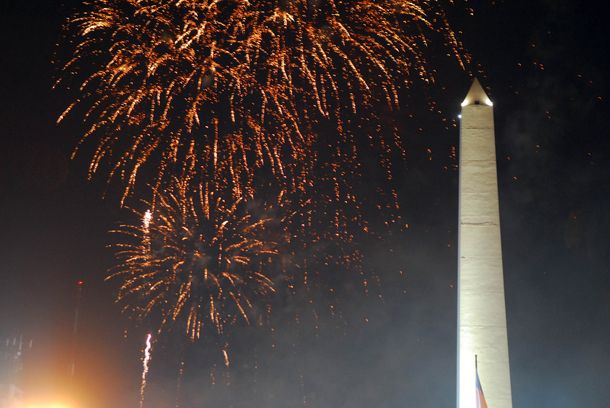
[58,0,465,204]
[175,359,185,408]
[139,333,153,408]
[70,280,84,379]
[108,176,285,340]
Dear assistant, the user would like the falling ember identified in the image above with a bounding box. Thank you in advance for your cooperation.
[222,348,230,368]
[139,333,153,408]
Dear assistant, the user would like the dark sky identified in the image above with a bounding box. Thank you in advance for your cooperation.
[1,1,609,407]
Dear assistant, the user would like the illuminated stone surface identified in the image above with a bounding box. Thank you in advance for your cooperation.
[458,79,513,408]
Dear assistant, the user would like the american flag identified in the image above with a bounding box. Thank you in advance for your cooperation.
[476,369,488,408]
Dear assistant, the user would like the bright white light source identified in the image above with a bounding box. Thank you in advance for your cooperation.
[461,79,494,107]
[461,99,493,107]
[142,209,152,232]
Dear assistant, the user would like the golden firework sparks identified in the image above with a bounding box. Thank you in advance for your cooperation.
[58,0,465,204]
[108,176,285,340]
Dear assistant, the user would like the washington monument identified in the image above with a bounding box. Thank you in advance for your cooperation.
[457,79,513,408]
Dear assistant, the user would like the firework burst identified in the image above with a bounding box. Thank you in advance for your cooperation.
[108,177,285,340]
[58,0,465,203]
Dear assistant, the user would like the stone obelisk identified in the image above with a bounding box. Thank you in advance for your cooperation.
[457,79,513,408]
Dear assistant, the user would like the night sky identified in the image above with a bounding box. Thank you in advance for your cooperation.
[1,1,610,407]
